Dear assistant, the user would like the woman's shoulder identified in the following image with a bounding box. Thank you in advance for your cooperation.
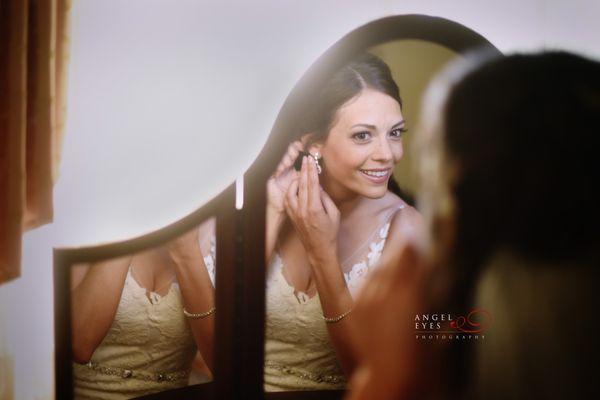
[375,191,419,219]
[380,191,422,239]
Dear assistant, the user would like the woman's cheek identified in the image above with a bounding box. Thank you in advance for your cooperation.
[392,142,404,162]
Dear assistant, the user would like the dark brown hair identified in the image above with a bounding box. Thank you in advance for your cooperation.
[441,51,600,400]
[445,51,600,268]
[302,52,411,201]
[303,52,402,140]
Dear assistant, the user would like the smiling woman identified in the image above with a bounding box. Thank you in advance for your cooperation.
[52,13,503,400]
[311,87,406,199]
[262,53,422,392]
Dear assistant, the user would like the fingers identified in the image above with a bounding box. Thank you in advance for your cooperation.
[320,188,339,218]
[275,141,303,177]
[285,177,299,215]
[299,156,309,215]
[307,155,322,212]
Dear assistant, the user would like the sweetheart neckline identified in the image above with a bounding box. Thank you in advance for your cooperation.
[127,269,178,305]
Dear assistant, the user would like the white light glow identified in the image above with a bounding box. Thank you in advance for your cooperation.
[236,176,244,210]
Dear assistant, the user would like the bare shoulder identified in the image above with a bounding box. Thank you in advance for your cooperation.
[383,191,422,243]
[70,255,132,291]
[372,194,421,268]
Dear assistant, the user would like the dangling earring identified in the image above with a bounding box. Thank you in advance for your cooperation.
[310,152,322,175]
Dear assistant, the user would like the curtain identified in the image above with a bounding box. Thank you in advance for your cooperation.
[0,0,72,285]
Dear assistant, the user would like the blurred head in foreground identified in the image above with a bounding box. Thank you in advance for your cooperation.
[416,50,600,398]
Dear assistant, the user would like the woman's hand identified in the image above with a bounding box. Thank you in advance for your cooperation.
[267,141,303,215]
[285,155,340,266]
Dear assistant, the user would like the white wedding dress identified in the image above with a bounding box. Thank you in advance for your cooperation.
[73,236,216,400]
[264,204,404,391]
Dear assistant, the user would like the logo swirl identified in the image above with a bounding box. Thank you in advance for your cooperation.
[449,308,491,333]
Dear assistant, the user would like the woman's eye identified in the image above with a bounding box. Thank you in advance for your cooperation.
[389,127,407,139]
[352,131,371,142]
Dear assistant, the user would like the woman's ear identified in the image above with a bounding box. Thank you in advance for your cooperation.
[300,133,323,156]
[308,143,323,157]
[300,132,322,155]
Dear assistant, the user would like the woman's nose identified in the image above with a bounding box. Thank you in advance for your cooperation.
[373,137,394,162]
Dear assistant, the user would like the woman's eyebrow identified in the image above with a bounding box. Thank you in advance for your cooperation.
[390,120,406,129]
[350,123,377,129]
[350,121,406,130]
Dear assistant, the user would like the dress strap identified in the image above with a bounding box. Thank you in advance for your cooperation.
[339,203,405,268]
[342,203,406,293]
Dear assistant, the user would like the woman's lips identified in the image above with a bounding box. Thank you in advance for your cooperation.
[359,168,391,184]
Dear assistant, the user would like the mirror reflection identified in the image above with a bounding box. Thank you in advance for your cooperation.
[263,40,461,392]
[70,218,216,399]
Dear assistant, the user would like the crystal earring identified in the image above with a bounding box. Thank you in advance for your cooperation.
[310,152,322,175]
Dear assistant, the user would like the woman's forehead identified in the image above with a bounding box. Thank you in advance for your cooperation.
[334,89,403,128]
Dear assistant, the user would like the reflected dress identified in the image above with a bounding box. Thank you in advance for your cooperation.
[264,204,404,391]
[73,238,216,400]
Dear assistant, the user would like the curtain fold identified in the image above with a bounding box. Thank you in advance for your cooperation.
[0,0,72,285]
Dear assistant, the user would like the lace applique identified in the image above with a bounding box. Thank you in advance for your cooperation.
[203,235,216,286]
[74,267,197,398]
[265,254,346,391]
[263,204,404,391]
[344,217,394,290]
[267,254,315,305]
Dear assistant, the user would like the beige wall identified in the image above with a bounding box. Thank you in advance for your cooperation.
[370,40,461,199]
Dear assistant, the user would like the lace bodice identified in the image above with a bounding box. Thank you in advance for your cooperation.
[264,205,403,392]
[73,234,216,400]
[73,269,196,399]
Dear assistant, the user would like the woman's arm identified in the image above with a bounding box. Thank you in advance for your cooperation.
[70,256,132,364]
[286,157,424,376]
[266,141,303,261]
[266,206,287,262]
[166,222,216,373]
[284,155,357,375]
[308,251,359,376]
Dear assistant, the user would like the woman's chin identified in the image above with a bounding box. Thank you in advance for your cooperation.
[359,185,389,199]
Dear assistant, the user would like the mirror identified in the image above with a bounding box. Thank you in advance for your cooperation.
[69,218,216,399]
[262,39,481,393]
[370,39,463,200]
[55,14,500,400]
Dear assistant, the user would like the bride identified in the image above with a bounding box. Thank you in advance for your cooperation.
[262,52,421,391]
[131,51,421,393]
[70,220,216,399]
[70,52,421,397]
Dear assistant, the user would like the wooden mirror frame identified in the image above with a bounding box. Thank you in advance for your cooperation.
[54,14,501,400]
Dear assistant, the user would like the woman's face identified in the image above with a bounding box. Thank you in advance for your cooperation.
[317,88,405,200]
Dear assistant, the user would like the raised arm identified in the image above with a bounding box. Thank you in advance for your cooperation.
[266,141,303,261]
[71,255,132,363]
[284,155,356,375]
[285,156,423,376]
[166,219,217,372]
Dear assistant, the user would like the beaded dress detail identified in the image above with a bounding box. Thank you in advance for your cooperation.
[264,205,404,391]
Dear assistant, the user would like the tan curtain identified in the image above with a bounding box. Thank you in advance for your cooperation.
[0,0,72,285]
